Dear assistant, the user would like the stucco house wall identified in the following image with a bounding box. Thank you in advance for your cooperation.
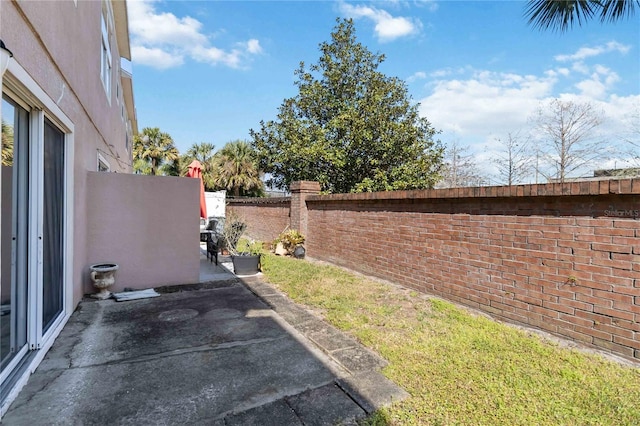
[86,172,200,293]
[0,0,188,415]
[2,0,135,305]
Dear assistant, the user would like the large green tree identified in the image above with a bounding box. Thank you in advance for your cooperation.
[526,0,639,31]
[212,140,264,197]
[251,18,443,194]
[133,127,179,175]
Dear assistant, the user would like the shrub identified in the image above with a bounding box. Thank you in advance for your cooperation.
[277,229,305,253]
[220,213,247,255]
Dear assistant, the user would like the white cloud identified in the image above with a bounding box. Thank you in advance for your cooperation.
[128,1,206,46]
[414,41,632,143]
[575,79,608,99]
[246,39,263,54]
[131,45,184,69]
[338,2,422,41]
[428,67,469,78]
[548,41,629,99]
[554,41,631,62]
[406,71,427,82]
[419,70,556,139]
[414,0,439,12]
[574,65,620,99]
[190,45,242,68]
[127,0,262,70]
[416,58,637,181]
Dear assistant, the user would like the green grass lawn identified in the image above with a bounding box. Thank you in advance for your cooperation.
[260,254,640,425]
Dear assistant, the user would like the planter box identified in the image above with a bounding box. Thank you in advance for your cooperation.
[231,254,261,275]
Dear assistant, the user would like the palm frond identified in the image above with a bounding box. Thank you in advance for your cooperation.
[599,0,639,22]
[525,0,597,31]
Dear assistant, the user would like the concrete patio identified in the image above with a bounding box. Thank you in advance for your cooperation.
[2,250,408,425]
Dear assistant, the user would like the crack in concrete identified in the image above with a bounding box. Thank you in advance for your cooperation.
[63,335,289,369]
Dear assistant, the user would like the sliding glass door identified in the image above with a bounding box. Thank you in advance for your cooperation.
[1,97,30,377]
[42,119,65,333]
[1,95,66,388]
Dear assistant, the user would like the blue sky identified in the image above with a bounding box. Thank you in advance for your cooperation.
[128,0,639,181]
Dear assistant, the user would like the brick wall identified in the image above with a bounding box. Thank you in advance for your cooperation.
[290,181,321,238]
[227,179,640,361]
[227,197,291,242]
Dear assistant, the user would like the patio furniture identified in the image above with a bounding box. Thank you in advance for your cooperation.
[203,231,219,265]
[206,219,220,264]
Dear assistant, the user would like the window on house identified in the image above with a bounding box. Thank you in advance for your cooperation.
[100,2,112,101]
[97,153,111,172]
[125,121,131,153]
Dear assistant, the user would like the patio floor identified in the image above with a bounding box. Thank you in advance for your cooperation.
[2,249,408,425]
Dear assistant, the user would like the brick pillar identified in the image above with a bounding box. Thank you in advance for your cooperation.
[290,181,320,238]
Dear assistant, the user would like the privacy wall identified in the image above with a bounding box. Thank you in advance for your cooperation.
[227,197,291,242]
[229,180,640,361]
[86,172,200,293]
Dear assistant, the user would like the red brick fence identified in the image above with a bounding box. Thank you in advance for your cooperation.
[228,180,640,361]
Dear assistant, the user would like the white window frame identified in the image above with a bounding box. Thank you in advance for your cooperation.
[97,152,111,172]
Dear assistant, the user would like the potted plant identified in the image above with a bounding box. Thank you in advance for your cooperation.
[221,214,262,275]
[276,229,306,258]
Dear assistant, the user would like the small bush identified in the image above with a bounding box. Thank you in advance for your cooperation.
[221,213,247,255]
[237,238,264,256]
[277,229,305,252]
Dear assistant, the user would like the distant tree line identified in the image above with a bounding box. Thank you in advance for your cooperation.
[133,128,264,197]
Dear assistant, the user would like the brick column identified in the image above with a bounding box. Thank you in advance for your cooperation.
[289,181,320,238]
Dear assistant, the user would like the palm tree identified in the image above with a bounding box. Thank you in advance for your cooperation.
[183,142,216,190]
[133,127,179,175]
[526,0,639,31]
[159,156,183,177]
[212,140,265,197]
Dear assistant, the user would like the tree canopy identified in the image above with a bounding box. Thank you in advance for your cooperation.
[437,140,483,188]
[133,127,179,176]
[183,142,217,191]
[251,18,443,193]
[532,99,605,182]
[212,140,265,197]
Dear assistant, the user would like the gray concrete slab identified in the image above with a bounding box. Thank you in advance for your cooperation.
[224,399,303,426]
[337,371,411,414]
[3,272,408,425]
[286,383,365,426]
[199,247,235,282]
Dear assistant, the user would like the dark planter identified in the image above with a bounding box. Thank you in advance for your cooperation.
[231,254,261,275]
[293,245,306,259]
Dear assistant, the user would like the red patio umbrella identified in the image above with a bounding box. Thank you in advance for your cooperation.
[186,160,207,219]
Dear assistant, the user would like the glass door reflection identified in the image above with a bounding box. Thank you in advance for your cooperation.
[1,97,29,376]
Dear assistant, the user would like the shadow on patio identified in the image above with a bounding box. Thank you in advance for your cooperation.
[2,249,407,425]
